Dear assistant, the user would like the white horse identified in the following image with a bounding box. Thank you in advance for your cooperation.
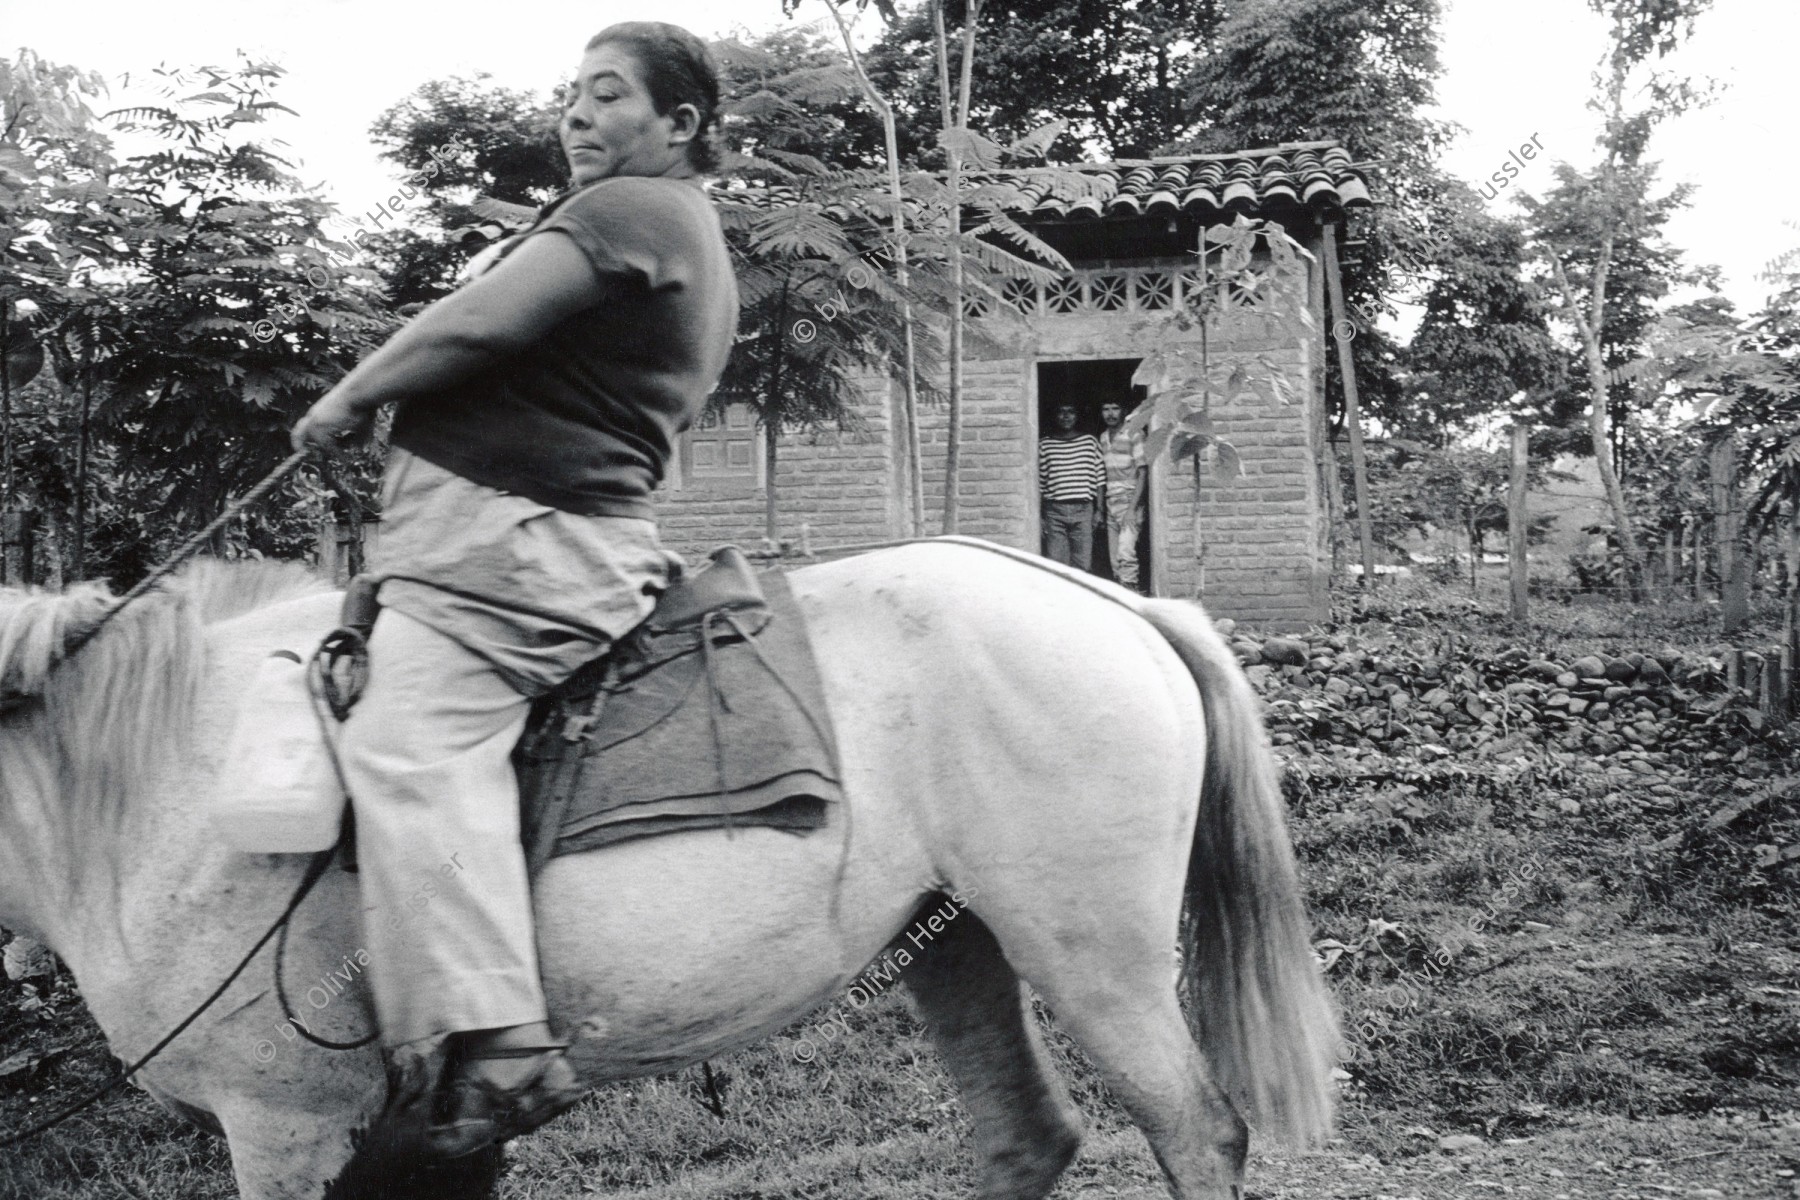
[0,540,1339,1200]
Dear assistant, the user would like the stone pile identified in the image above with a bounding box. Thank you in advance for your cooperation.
[1215,620,1782,786]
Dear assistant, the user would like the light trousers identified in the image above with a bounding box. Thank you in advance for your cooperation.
[338,609,557,1046]
[1105,498,1141,588]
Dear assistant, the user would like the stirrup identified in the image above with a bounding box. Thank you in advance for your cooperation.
[424,1043,586,1159]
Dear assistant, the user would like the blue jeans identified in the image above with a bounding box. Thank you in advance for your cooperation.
[1042,499,1096,571]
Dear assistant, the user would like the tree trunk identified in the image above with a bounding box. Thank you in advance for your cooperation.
[764,428,780,544]
[1,301,12,516]
[70,329,92,581]
[933,0,975,535]
[824,0,924,537]
[1581,330,1645,595]
[762,279,793,545]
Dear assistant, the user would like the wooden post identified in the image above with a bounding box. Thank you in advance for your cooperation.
[1509,424,1529,624]
[1712,436,1748,632]
[1690,513,1703,600]
[1759,647,1778,719]
[1785,504,1800,717]
[1,509,37,585]
[1321,221,1376,588]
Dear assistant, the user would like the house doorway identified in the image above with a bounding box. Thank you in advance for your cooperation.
[1035,358,1150,590]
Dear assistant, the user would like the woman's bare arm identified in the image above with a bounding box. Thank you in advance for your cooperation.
[292,231,608,449]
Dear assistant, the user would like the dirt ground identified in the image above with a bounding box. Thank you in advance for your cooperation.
[1,585,1796,1199]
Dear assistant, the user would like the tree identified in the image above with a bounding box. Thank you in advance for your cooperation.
[1399,190,1562,441]
[366,76,567,308]
[864,0,1225,160]
[1522,0,1716,596]
[1176,0,1462,568]
[3,52,397,584]
[1125,216,1316,582]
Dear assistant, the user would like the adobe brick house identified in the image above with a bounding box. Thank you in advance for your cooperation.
[664,143,1372,629]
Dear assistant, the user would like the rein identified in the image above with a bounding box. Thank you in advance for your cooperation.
[0,848,338,1149]
[1,448,322,1148]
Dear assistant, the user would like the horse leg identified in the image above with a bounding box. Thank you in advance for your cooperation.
[975,909,1248,1200]
[213,1095,502,1200]
[902,907,1083,1200]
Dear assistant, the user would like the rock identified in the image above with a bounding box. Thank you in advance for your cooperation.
[2,935,52,982]
[1589,702,1611,720]
[1261,637,1309,667]
[1232,639,1264,665]
[1245,664,1274,688]
[1438,1133,1484,1153]
[1556,672,1579,689]
[1558,798,1582,815]
[1527,660,1563,680]
[1572,655,1607,679]
[1567,698,1589,715]
[1604,657,1637,682]
[1604,685,1632,702]
[1215,618,1237,637]
[1637,658,1669,685]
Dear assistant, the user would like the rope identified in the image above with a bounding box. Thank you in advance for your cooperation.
[0,447,320,1146]
[62,449,311,659]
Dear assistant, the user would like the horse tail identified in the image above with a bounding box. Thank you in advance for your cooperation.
[1137,598,1341,1148]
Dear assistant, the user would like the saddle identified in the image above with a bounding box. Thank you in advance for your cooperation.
[514,546,840,873]
[326,547,840,875]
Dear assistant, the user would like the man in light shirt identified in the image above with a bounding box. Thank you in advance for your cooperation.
[1099,400,1146,591]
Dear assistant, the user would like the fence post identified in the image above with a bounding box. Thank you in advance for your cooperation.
[1711,436,1748,632]
[1690,513,1703,601]
[1509,424,1529,624]
[1321,220,1377,589]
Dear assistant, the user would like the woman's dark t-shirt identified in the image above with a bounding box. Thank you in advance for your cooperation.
[389,175,739,519]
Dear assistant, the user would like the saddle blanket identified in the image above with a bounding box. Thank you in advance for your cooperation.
[513,552,841,875]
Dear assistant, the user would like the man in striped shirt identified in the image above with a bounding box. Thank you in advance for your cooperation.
[1038,401,1104,570]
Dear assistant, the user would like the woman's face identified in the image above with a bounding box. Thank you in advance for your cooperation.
[560,42,697,185]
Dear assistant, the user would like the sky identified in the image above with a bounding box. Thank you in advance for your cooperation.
[4,0,1795,316]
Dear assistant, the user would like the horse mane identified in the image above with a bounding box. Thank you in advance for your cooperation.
[0,559,330,904]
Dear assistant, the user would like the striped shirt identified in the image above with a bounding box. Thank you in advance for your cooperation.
[1038,433,1105,502]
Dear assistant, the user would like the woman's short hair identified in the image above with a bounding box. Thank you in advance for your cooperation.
[585,22,723,174]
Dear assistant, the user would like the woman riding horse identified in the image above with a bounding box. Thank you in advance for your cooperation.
[290,22,737,1158]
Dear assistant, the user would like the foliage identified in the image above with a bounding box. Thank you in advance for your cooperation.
[1516,0,1717,595]
[861,0,1225,161]
[1125,215,1313,484]
[1,51,397,583]
[713,26,888,171]
[365,76,566,308]
[1398,188,1563,441]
